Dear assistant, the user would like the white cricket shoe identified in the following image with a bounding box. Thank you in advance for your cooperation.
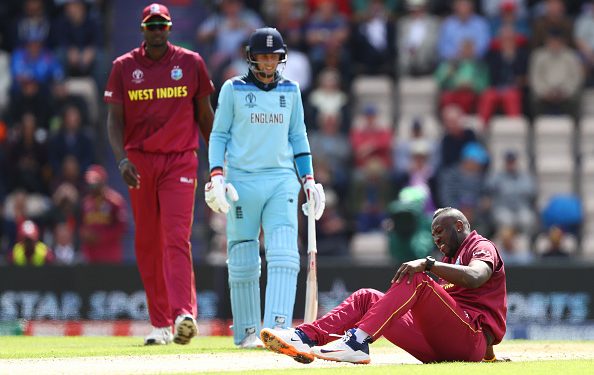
[238,332,264,349]
[311,328,370,364]
[260,328,315,364]
[144,326,173,345]
[173,314,197,345]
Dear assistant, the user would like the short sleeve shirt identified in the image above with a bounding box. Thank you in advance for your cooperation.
[104,42,214,153]
[441,231,507,344]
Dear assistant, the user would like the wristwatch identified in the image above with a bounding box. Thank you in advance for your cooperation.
[425,256,436,271]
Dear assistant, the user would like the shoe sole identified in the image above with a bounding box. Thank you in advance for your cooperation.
[260,329,314,364]
[313,352,370,365]
[174,319,197,345]
[144,339,171,346]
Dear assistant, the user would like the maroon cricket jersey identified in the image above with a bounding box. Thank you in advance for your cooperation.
[441,231,507,344]
[104,42,214,153]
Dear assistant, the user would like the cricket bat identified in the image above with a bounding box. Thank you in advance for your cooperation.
[303,202,318,323]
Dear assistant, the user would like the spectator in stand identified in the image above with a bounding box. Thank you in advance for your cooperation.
[537,225,576,258]
[43,182,80,251]
[350,0,397,77]
[48,103,95,176]
[485,0,530,38]
[574,1,594,86]
[196,0,263,81]
[478,25,529,123]
[483,150,536,236]
[79,165,127,264]
[528,28,584,119]
[314,188,349,257]
[437,104,478,170]
[531,0,574,48]
[351,0,396,21]
[398,0,440,77]
[385,185,434,263]
[435,39,489,114]
[282,42,312,95]
[7,111,51,194]
[437,142,489,225]
[481,0,528,21]
[9,32,63,128]
[51,0,104,80]
[10,0,51,50]
[51,154,84,193]
[493,226,533,265]
[393,139,436,214]
[347,157,393,233]
[262,0,306,50]
[304,0,350,72]
[350,105,393,173]
[308,68,348,126]
[438,0,490,62]
[2,189,50,256]
[308,112,351,195]
[393,118,438,176]
[10,220,54,266]
[52,221,77,265]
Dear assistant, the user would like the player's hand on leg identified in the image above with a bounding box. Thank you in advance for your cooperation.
[118,158,140,189]
[301,175,325,220]
[204,175,239,214]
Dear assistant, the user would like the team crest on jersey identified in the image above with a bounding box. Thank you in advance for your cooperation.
[132,69,144,84]
[245,93,257,108]
[171,66,183,81]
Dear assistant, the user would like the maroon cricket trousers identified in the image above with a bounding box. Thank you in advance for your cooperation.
[128,149,198,328]
[298,273,487,363]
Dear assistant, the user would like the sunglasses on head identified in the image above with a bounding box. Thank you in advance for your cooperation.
[141,21,172,31]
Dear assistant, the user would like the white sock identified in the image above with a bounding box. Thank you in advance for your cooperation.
[353,328,371,343]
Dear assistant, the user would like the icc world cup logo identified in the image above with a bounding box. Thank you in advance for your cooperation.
[245,93,257,108]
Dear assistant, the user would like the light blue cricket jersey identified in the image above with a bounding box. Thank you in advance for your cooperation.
[209,72,313,181]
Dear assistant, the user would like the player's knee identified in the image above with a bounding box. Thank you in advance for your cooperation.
[227,240,261,282]
[265,226,299,271]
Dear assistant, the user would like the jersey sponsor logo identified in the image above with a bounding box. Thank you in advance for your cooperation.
[104,91,113,98]
[280,95,286,108]
[235,206,243,219]
[245,93,257,108]
[132,69,144,84]
[171,65,183,81]
[127,86,188,101]
[179,177,194,184]
[250,113,284,124]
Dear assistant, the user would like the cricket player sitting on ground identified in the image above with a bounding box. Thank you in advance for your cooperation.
[205,27,325,348]
[261,207,508,363]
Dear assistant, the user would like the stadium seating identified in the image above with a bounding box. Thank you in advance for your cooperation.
[398,76,437,117]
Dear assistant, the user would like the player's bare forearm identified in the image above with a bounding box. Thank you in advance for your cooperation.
[393,258,492,288]
[195,95,214,146]
[107,103,126,161]
[430,259,492,289]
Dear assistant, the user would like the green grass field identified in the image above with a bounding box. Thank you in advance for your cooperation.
[0,337,592,375]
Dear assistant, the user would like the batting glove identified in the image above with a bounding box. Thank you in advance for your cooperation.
[301,175,325,220]
[204,174,239,214]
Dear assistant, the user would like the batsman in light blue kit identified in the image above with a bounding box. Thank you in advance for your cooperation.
[205,28,326,348]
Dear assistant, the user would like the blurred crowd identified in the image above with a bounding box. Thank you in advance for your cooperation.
[1,0,592,267]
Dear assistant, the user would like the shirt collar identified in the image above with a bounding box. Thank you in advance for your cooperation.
[139,41,174,66]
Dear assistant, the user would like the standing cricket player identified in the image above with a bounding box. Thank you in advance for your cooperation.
[205,27,325,348]
[104,3,215,345]
[261,207,507,363]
